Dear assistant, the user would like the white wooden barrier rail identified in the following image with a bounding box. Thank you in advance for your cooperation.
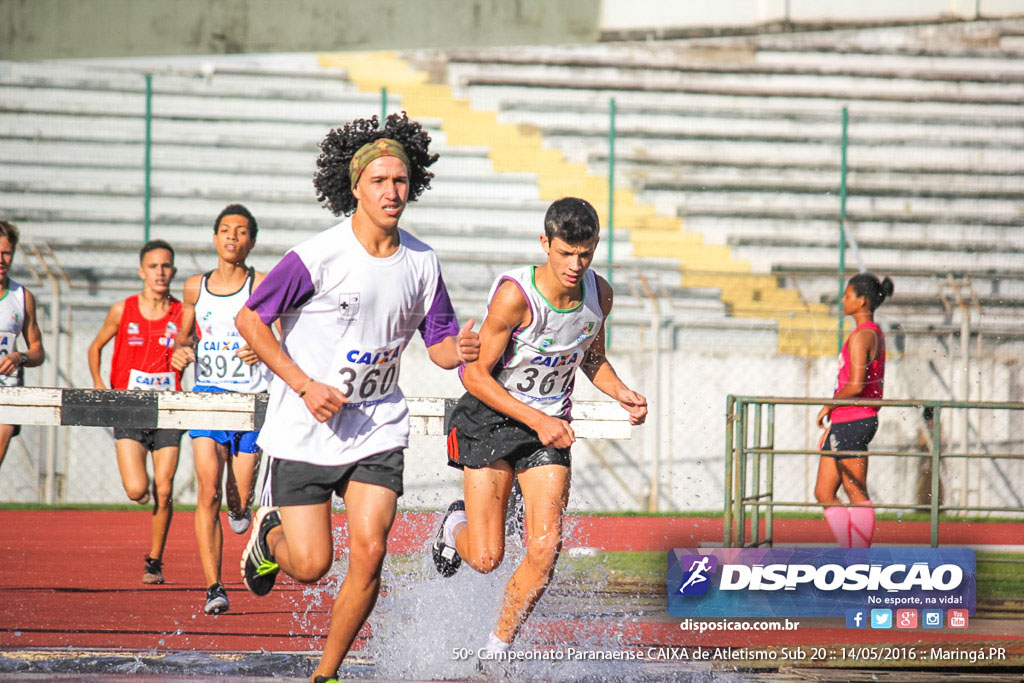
[0,387,632,439]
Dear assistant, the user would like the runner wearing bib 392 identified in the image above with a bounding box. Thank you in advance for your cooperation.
[0,220,45,474]
[170,203,274,616]
[88,239,184,586]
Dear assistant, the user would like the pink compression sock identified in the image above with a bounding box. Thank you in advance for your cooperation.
[824,506,851,547]
[849,501,875,548]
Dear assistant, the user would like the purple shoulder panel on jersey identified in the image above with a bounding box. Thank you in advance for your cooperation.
[245,251,316,325]
[419,271,460,347]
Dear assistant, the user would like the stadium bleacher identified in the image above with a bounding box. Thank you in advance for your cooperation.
[3,17,1023,346]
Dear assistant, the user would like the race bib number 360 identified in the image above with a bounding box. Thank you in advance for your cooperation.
[330,343,403,404]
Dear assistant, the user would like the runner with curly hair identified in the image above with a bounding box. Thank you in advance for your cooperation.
[236,112,479,683]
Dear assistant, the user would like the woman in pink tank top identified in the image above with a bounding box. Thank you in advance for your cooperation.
[815,272,893,548]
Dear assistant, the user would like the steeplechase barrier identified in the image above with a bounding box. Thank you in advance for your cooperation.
[0,387,632,438]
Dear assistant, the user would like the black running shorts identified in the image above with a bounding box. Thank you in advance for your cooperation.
[113,428,184,452]
[824,416,878,459]
[266,448,404,506]
[446,393,571,472]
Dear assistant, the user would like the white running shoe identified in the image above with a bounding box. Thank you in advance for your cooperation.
[228,508,252,534]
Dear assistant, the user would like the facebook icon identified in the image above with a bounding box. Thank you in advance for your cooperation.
[845,609,867,629]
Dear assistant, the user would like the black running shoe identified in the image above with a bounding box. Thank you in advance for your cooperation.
[204,583,229,615]
[432,500,465,577]
[142,556,164,585]
[312,676,339,683]
[241,506,281,596]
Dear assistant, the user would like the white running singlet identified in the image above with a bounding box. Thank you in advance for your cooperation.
[246,219,460,467]
[193,268,272,393]
[0,280,26,388]
[489,265,604,418]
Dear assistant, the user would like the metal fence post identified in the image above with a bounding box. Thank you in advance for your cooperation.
[751,402,762,546]
[723,395,735,547]
[765,403,776,546]
[931,406,942,547]
[837,106,849,354]
[607,97,616,287]
[737,401,749,547]
[143,73,153,244]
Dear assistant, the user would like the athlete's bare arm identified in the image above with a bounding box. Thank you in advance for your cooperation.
[170,274,202,372]
[817,326,878,427]
[462,280,575,449]
[235,271,280,366]
[235,305,344,423]
[580,277,647,426]
[87,300,125,390]
[0,288,44,376]
[425,318,479,369]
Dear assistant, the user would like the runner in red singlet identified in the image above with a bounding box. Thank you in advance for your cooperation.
[815,272,893,548]
[88,239,184,584]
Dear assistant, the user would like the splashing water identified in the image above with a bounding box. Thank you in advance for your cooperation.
[365,513,710,681]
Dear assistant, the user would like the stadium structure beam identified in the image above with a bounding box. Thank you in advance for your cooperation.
[0,0,601,61]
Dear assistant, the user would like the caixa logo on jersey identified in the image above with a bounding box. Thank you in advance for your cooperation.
[667,548,975,618]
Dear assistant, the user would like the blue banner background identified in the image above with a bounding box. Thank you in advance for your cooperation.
[667,548,975,618]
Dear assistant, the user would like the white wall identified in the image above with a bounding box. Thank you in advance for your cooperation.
[599,0,1024,33]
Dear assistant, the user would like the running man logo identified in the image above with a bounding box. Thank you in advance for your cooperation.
[677,555,717,596]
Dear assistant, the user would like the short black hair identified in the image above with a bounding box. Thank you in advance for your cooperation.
[544,197,600,244]
[313,111,438,217]
[0,220,18,249]
[139,239,175,264]
[214,204,258,242]
[848,272,894,311]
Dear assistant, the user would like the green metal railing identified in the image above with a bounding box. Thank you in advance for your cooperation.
[143,73,153,243]
[836,106,849,354]
[723,395,1024,548]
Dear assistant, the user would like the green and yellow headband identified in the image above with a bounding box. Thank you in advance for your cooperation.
[349,138,410,189]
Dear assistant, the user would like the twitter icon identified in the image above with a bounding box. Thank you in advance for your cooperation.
[870,609,892,629]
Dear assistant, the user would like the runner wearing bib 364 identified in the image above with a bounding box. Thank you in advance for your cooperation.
[171,204,274,616]
[235,114,480,683]
[88,239,184,585]
[0,220,45,474]
[431,198,647,676]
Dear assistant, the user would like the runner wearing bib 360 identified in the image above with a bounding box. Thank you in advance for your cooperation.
[235,115,480,683]
[88,239,184,586]
[0,220,45,475]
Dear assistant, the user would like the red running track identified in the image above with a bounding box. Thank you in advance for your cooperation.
[0,510,1021,654]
